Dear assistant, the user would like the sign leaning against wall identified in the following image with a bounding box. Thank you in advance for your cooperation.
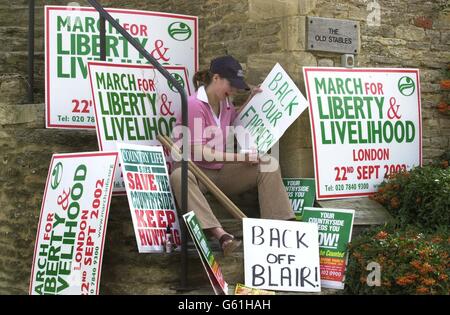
[88,61,191,193]
[29,152,117,295]
[45,6,198,129]
[303,68,421,200]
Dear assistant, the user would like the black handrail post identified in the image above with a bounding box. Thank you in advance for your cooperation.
[87,0,190,291]
[27,0,35,103]
[99,14,106,61]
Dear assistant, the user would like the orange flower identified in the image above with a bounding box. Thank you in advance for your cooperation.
[410,260,422,270]
[396,276,414,286]
[416,286,429,294]
[431,237,443,244]
[375,231,389,240]
[438,274,448,281]
[419,262,433,274]
[440,79,450,90]
[390,197,400,209]
[422,278,436,286]
[437,102,448,113]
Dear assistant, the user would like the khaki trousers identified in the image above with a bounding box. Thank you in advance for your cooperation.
[170,157,295,229]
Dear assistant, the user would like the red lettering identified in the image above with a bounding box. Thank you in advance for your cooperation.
[127,172,135,190]
[165,211,176,227]
[144,210,156,227]
[357,165,380,180]
[135,209,147,227]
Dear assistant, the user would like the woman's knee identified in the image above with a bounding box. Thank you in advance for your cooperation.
[259,155,281,173]
[170,167,196,185]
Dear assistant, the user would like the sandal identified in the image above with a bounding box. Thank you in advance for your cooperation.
[219,234,241,256]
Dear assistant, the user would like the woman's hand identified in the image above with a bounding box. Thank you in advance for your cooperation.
[236,84,263,113]
[248,84,263,99]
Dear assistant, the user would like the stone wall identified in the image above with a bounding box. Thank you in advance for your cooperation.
[0,0,449,294]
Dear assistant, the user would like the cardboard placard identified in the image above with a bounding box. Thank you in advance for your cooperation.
[234,63,308,154]
[117,143,181,253]
[302,207,355,289]
[29,152,117,295]
[243,218,321,292]
[45,6,198,129]
[88,61,191,193]
[283,178,316,220]
[303,67,421,199]
[183,211,228,295]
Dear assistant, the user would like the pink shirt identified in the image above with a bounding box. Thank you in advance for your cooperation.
[178,86,237,170]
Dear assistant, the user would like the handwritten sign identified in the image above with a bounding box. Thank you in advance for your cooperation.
[234,63,308,154]
[243,218,321,292]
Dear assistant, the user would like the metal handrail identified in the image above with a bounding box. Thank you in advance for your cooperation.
[87,0,190,291]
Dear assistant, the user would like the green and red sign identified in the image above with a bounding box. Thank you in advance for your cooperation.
[183,211,228,295]
[302,207,354,289]
[303,68,421,199]
[45,6,198,129]
[88,61,191,193]
[117,143,181,253]
[29,152,117,295]
[283,178,315,220]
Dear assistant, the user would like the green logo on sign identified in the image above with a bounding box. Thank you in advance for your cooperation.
[51,162,63,189]
[168,73,185,93]
[398,76,415,96]
[168,22,192,41]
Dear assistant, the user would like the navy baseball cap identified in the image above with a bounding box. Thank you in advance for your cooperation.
[210,55,250,90]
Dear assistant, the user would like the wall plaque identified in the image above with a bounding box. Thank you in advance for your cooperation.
[307,16,359,54]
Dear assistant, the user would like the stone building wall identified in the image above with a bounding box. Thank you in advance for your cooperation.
[0,0,449,294]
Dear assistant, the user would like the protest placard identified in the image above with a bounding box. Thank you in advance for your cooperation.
[88,61,191,193]
[29,152,117,295]
[303,67,421,199]
[234,63,308,154]
[45,5,198,129]
[117,143,181,253]
[302,207,355,289]
[283,178,315,220]
[183,211,228,295]
[243,218,321,292]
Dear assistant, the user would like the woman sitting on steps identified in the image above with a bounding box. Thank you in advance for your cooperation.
[170,55,295,256]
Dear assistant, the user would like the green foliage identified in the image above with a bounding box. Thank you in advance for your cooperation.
[371,163,450,231]
[345,225,449,295]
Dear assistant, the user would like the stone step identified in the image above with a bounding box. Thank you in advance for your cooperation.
[317,197,393,226]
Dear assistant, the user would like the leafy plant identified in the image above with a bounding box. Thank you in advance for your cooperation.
[370,163,450,231]
[345,225,449,295]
